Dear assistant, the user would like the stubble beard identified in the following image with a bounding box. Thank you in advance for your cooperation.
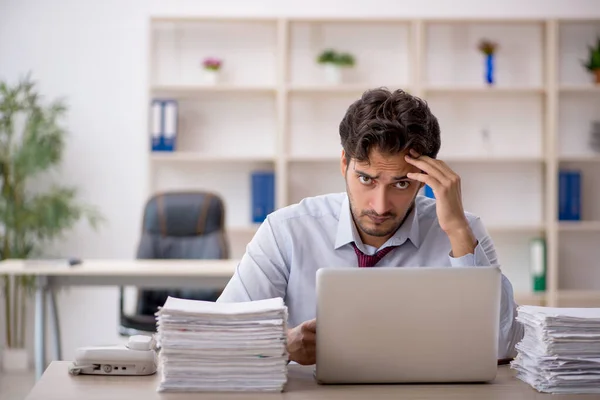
[347,184,417,239]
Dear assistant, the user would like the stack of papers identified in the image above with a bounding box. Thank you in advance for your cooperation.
[511,305,600,394]
[155,296,288,392]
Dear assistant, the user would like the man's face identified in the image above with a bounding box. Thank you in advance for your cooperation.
[341,148,424,246]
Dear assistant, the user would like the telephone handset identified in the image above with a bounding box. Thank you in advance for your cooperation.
[68,335,157,376]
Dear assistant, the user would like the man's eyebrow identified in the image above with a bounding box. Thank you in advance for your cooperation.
[354,169,408,181]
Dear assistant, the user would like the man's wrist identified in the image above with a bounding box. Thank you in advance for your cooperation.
[446,225,477,258]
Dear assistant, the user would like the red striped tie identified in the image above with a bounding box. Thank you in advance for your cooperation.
[351,243,397,268]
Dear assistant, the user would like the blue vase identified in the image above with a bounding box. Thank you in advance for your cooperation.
[485,54,495,85]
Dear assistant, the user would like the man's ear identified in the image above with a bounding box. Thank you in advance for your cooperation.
[340,150,348,177]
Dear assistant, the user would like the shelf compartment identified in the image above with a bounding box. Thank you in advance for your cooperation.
[289,20,411,87]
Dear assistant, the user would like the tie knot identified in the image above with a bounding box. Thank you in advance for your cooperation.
[351,242,397,268]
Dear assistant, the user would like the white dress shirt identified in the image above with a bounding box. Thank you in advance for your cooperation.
[218,192,524,359]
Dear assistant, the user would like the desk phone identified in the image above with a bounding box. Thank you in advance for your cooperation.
[68,335,157,376]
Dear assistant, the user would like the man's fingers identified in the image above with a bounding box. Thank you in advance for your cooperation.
[301,330,316,346]
[407,172,441,191]
[303,318,317,333]
[433,159,460,182]
[405,154,449,185]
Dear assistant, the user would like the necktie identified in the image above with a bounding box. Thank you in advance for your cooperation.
[351,243,397,268]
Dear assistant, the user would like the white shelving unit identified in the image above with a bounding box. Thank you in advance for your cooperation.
[147,16,600,308]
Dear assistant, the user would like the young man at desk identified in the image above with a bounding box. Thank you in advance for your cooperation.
[217,88,524,366]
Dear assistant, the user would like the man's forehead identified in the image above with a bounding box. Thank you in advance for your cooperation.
[352,156,411,172]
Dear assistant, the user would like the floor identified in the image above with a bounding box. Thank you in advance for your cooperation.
[0,370,35,400]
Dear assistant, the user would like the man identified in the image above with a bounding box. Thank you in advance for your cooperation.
[217,88,524,366]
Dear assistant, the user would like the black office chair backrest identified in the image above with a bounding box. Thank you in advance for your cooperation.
[136,191,228,260]
[123,191,229,327]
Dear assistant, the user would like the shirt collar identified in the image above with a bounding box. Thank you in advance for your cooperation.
[334,194,421,252]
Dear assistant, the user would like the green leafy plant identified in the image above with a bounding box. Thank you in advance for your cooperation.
[582,36,600,72]
[478,39,498,56]
[0,75,103,349]
[317,49,356,67]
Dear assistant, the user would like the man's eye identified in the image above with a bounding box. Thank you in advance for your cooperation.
[395,181,410,190]
[358,175,373,185]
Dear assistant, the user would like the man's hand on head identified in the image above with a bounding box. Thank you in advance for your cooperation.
[404,149,477,257]
[287,318,316,365]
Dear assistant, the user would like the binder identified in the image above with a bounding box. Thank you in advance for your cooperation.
[424,184,435,199]
[568,170,581,221]
[558,170,569,220]
[162,100,178,152]
[150,99,178,152]
[151,100,163,151]
[530,237,546,292]
[251,171,275,223]
[558,169,581,221]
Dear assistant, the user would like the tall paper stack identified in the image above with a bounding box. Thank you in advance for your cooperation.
[155,296,288,392]
[511,305,600,394]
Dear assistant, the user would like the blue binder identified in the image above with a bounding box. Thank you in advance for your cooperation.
[162,99,178,152]
[568,170,581,221]
[150,99,178,152]
[558,169,581,221]
[424,184,435,199]
[150,99,162,151]
[251,171,275,223]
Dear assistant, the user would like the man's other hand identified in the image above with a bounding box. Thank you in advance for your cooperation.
[287,318,316,365]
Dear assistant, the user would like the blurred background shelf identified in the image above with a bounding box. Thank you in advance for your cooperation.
[515,292,546,306]
[147,16,600,308]
[287,84,409,94]
[287,155,545,163]
[228,225,261,234]
[557,290,600,307]
[558,155,600,162]
[151,152,275,163]
[487,224,546,233]
[559,85,600,93]
[558,221,600,232]
[423,86,546,94]
[151,84,277,95]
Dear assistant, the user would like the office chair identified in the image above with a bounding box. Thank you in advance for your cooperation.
[118,191,229,336]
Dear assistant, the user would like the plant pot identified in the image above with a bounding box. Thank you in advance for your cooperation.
[323,64,342,84]
[594,69,600,85]
[203,69,219,85]
[2,347,29,371]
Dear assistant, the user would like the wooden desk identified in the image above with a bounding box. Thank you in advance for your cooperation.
[0,259,238,380]
[25,361,596,400]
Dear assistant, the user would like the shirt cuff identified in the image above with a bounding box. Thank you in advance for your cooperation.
[448,241,490,267]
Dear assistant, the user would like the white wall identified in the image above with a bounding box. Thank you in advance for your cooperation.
[1,0,600,367]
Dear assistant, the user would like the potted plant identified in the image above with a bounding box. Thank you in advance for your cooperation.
[201,57,223,85]
[582,36,600,85]
[0,75,102,371]
[316,49,356,84]
[478,39,498,86]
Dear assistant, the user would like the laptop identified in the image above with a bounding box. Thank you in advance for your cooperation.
[315,266,501,384]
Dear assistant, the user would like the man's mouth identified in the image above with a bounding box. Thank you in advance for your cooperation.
[367,215,390,224]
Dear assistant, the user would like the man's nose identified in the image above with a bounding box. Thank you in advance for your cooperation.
[370,187,391,215]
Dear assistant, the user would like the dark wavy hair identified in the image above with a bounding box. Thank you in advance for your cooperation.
[339,88,441,163]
